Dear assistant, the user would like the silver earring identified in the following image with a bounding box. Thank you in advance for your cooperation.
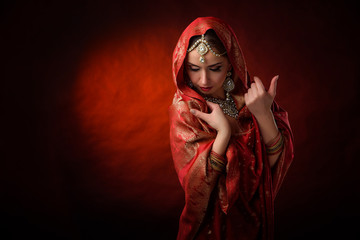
[223,71,235,101]
[187,80,194,88]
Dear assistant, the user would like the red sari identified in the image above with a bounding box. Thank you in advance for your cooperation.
[169,17,294,240]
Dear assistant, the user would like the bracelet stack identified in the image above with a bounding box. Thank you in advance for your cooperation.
[209,150,226,173]
[266,131,284,155]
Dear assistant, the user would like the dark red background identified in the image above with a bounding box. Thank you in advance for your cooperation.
[1,1,359,239]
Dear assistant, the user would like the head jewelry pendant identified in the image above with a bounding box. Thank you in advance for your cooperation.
[202,71,238,119]
[187,34,227,63]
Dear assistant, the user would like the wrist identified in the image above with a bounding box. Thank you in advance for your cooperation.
[254,109,279,145]
[217,127,231,139]
[254,109,273,122]
[213,127,231,156]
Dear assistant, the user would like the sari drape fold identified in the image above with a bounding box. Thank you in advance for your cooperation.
[169,17,294,240]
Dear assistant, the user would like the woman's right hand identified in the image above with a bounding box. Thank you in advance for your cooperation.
[190,101,231,134]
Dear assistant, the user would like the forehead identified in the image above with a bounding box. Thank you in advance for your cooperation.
[186,50,228,66]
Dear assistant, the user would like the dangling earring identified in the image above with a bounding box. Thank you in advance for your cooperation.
[187,79,194,88]
[223,71,235,101]
[204,70,239,119]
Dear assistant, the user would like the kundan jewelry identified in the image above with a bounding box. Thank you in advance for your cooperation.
[203,70,238,119]
[223,71,235,101]
[204,94,239,119]
[187,34,227,63]
[187,79,194,88]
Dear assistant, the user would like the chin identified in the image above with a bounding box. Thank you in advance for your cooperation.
[198,89,215,96]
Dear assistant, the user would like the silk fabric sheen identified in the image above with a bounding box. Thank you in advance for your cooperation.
[169,17,294,240]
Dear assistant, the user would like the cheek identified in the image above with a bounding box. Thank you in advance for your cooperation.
[186,71,198,82]
[214,72,227,84]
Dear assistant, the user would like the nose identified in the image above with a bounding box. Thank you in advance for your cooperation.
[199,70,209,85]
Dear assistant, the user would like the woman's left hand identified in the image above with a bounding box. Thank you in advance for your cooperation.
[244,75,279,118]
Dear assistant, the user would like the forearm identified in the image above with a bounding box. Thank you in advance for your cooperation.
[180,128,231,237]
[189,102,231,172]
[212,128,231,156]
[254,109,281,168]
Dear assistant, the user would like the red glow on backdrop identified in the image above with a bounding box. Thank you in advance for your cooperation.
[73,27,183,215]
[2,1,359,238]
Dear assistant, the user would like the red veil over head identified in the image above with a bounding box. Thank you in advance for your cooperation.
[169,17,294,240]
[173,17,248,100]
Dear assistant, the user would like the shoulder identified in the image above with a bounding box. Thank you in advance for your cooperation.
[168,91,192,126]
[169,91,205,116]
[168,92,209,133]
[169,92,188,116]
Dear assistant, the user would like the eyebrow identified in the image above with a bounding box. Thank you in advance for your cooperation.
[187,62,223,67]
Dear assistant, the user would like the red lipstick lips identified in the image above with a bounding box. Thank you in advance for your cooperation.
[200,87,212,92]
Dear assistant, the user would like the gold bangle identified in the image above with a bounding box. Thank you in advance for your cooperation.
[209,150,226,173]
[266,133,284,155]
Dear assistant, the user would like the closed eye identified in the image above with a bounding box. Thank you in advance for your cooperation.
[189,67,200,72]
[210,66,222,72]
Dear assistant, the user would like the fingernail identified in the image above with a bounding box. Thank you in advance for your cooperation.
[190,109,195,114]
[276,75,279,80]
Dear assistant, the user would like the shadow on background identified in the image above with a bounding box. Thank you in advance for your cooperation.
[1,0,359,239]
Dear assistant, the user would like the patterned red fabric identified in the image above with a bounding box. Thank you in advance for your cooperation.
[169,17,294,240]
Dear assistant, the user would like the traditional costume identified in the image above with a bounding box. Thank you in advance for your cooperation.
[169,17,294,240]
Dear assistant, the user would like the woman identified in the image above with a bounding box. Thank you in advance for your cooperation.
[169,17,294,240]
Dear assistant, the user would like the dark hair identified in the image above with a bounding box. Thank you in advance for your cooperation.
[187,29,227,55]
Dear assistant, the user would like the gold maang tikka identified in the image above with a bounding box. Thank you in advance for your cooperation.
[187,34,227,63]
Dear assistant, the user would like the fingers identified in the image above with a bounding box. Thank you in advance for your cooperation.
[254,76,265,93]
[249,82,258,95]
[248,76,264,98]
[244,90,255,106]
[268,75,279,98]
[247,87,255,100]
[248,75,278,98]
[190,101,221,122]
[244,92,249,105]
[205,101,218,110]
[190,108,210,122]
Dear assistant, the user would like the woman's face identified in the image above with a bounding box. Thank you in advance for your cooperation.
[185,49,231,99]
